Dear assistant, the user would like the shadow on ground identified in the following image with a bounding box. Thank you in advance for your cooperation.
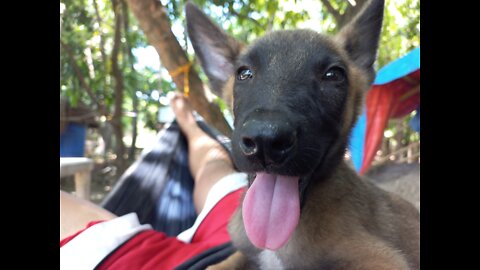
[366,162,420,210]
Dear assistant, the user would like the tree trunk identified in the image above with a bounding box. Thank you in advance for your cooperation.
[121,0,139,161]
[126,0,232,136]
[111,0,127,173]
[93,0,110,99]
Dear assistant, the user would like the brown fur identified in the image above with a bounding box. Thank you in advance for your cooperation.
[185,1,419,269]
[215,163,419,270]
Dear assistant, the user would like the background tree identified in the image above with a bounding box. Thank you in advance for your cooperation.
[60,0,420,175]
[319,0,419,67]
[60,0,162,173]
[126,0,232,136]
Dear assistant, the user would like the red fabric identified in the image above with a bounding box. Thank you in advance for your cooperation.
[360,70,420,175]
[61,188,245,270]
[360,87,394,175]
[388,70,420,118]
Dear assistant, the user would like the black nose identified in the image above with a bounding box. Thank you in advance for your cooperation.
[239,118,297,165]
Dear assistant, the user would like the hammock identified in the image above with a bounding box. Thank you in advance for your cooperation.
[101,114,232,237]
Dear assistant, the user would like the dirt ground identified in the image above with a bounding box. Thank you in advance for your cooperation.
[61,161,420,211]
[365,162,420,210]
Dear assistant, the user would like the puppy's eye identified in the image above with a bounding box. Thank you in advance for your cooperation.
[322,67,345,82]
[237,67,254,81]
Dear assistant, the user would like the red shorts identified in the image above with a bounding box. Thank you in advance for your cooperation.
[60,173,247,270]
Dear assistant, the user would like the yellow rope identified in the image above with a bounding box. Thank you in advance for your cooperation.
[168,62,193,97]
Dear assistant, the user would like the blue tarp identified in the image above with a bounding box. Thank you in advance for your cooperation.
[349,110,366,171]
[374,47,420,85]
[349,47,420,172]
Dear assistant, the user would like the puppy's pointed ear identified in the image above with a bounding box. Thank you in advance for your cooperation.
[185,2,243,96]
[335,0,385,80]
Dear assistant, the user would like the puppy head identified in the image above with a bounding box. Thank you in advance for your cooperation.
[186,0,384,177]
[186,0,384,250]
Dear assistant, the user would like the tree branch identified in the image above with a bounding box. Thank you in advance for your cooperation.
[230,9,262,28]
[92,0,108,69]
[111,0,127,170]
[110,0,124,121]
[121,0,140,160]
[319,0,343,24]
[60,39,107,116]
[266,8,276,33]
[341,0,369,28]
[126,0,232,136]
[120,0,133,64]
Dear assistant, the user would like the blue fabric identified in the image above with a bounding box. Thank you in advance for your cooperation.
[374,47,420,85]
[409,106,420,132]
[349,109,366,172]
[102,115,233,236]
[102,121,196,236]
[60,123,87,157]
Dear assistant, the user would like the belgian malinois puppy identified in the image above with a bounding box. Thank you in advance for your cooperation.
[185,0,419,269]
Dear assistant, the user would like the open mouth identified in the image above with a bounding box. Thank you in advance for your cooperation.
[242,172,302,251]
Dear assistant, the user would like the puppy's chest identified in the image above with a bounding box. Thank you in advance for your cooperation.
[257,250,284,270]
[252,232,343,270]
[255,249,343,270]
[255,249,338,270]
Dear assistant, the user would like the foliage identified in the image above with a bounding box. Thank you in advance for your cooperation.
[163,0,310,44]
[377,0,420,69]
[159,0,419,94]
[60,0,420,161]
[60,0,164,154]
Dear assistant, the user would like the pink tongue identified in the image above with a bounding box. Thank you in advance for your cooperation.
[242,173,300,250]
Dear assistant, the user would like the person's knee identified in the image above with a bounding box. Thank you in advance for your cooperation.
[60,190,117,240]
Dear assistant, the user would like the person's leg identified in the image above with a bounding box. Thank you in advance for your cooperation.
[60,190,117,240]
[61,94,236,240]
[170,94,237,213]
